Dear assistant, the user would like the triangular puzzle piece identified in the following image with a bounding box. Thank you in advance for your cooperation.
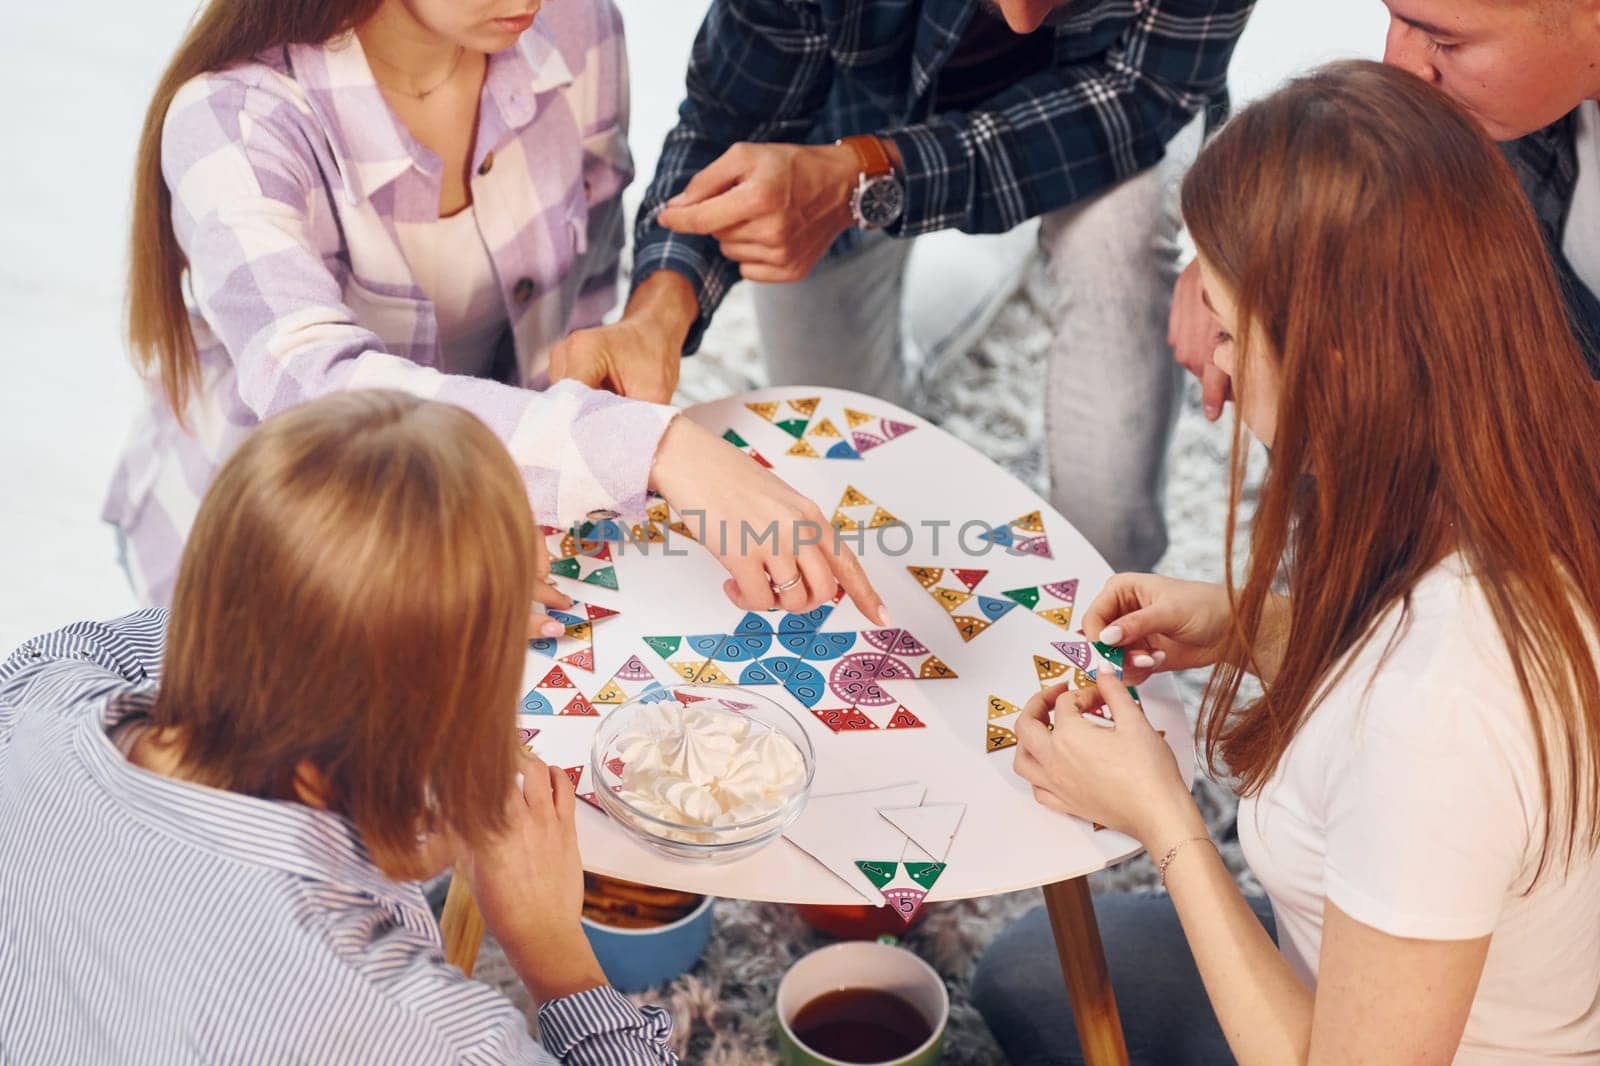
[777,418,810,440]
[987,721,1018,753]
[952,615,991,641]
[786,437,819,457]
[904,862,946,890]
[746,401,779,421]
[987,694,1019,719]
[825,440,862,460]
[855,860,898,889]
[882,887,928,924]
[808,417,840,438]
[844,407,875,428]
[885,705,925,730]
[787,397,820,417]
[811,706,879,733]
[1054,640,1092,671]
[907,566,943,589]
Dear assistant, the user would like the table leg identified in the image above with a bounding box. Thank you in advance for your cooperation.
[440,868,486,977]
[1042,875,1129,1066]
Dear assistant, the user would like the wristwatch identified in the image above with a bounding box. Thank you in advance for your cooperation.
[838,134,905,231]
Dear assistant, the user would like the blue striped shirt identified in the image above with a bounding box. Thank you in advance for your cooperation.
[0,609,676,1065]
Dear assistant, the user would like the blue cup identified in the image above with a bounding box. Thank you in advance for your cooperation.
[581,895,716,992]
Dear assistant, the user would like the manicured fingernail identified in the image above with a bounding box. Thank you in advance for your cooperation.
[1132,653,1155,669]
[877,605,894,627]
[1205,404,1220,420]
[1100,624,1125,644]
[540,619,565,637]
[1152,650,1167,665]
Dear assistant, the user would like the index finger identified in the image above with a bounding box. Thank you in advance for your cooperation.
[657,185,765,236]
[819,535,890,627]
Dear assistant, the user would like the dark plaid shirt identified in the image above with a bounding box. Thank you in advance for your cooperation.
[633,0,1254,352]
[1503,111,1600,377]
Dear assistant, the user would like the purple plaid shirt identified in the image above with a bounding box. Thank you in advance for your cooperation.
[104,3,676,606]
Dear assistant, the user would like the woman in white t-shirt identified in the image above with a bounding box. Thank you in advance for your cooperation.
[976,61,1600,1065]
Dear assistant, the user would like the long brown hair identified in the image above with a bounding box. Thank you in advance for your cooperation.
[128,0,380,419]
[1183,60,1600,869]
[155,390,535,871]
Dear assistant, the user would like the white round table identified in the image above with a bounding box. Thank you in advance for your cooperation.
[449,386,1189,1066]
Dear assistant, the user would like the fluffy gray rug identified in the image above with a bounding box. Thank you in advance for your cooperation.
[474,260,1264,1062]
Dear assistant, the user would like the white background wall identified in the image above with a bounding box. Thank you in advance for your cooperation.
[0,0,1384,653]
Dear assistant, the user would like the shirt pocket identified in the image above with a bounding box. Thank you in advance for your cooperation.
[340,276,435,365]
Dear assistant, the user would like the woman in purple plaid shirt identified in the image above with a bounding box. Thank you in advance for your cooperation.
[109,0,885,626]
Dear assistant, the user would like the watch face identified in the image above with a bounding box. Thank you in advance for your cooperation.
[858,175,906,229]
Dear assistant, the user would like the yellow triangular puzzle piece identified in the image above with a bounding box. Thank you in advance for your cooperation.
[987,694,1020,719]
[746,401,779,421]
[907,566,944,588]
[954,615,991,642]
[931,587,972,612]
[807,417,840,438]
[1014,510,1046,533]
[593,680,626,705]
[787,396,820,417]
[831,510,859,532]
[1072,667,1094,689]
[646,500,669,523]
[838,485,871,507]
[786,438,819,458]
[668,660,703,682]
[565,621,592,642]
[918,655,956,679]
[697,663,733,685]
[867,507,900,528]
[1036,606,1075,630]
[987,721,1018,753]
[844,407,875,428]
[1034,655,1069,683]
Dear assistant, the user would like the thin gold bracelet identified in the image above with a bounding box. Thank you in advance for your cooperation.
[1157,835,1213,888]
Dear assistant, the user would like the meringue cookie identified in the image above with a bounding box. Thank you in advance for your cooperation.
[609,701,806,830]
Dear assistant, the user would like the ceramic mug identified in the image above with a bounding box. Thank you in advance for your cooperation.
[776,941,949,1066]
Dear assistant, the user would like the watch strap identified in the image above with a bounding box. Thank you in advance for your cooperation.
[838,134,895,179]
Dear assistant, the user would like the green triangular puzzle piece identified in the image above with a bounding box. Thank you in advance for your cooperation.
[776,418,809,440]
[643,635,682,660]
[1002,586,1040,610]
[582,566,618,590]
[549,557,582,579]
[1126,686,1140,702]
[722,428,749,448]
[1092,640,1124,669]
[855,860,897,889]
[904,862,946,890]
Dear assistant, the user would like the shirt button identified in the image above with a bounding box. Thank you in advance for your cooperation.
[477,151,495,176]
[513,277,534,304]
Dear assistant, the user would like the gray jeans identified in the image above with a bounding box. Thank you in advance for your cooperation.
[750,118,1201,572]
[975,892,1277,1066]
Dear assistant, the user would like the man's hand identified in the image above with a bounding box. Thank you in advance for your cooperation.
[1169,259,1231,421]
[548,272,697,403]
[656,142,861,283]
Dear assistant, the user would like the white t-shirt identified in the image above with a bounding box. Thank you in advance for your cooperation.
[1563,100,1600,300]
[395,205,508,379]
[1238,558,1600,1063]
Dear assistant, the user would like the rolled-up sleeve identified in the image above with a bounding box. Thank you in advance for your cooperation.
[630,0,835,354]
[537,986,678,1065]
[163,75,676,526]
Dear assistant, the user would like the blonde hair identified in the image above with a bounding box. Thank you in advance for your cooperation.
[155,390,535,868]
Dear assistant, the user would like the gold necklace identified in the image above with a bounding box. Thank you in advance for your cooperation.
[370,45,466,101]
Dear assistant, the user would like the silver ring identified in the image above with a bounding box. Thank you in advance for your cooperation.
[772,574,803,592]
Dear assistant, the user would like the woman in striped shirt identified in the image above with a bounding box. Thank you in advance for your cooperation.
[2,392,677,1063]
[106,0,883,626]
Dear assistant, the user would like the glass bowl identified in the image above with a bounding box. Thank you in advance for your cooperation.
[589,684,816,864]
